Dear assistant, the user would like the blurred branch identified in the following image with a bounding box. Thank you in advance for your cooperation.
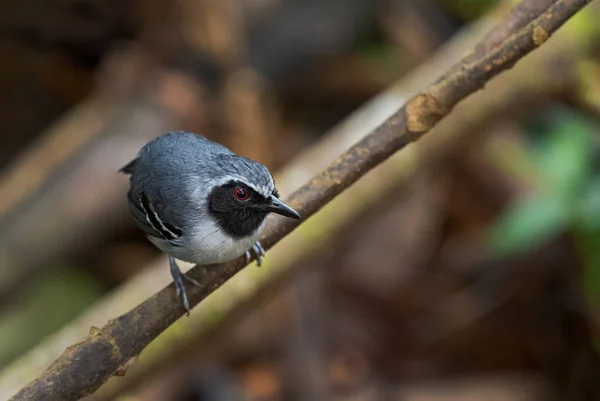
[379,0,454,61]
[8,0,593,400]
[0,46,204,300]
[0,46,148,219]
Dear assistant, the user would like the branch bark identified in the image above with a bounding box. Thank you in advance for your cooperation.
[454,0,555,74]
[9,0,593,399]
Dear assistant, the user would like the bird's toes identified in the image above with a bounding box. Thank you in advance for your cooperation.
[182,296,191,316]
[252,243,264,267]
[183,273,201,287]
[255,241,266,256]
[177,283,191,316]
[173,274,192,316]
[244,244,266,267]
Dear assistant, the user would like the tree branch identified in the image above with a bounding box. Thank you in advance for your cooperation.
[9,0,593,399]
[90,36,585,401]
[455,0,555,74]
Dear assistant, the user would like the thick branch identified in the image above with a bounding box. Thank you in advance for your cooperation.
[9,0,593,400]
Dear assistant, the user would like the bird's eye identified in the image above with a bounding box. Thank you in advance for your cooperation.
[233,187,249,201]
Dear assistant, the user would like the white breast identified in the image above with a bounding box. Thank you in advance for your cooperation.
[152,219,265,265]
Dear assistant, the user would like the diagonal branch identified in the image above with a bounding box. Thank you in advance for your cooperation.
[452,0,555,75]
[9,0,593,400]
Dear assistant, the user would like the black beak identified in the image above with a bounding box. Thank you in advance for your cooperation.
[267,196,301,219]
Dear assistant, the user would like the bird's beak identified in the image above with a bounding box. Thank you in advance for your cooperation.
[267,196,301,219]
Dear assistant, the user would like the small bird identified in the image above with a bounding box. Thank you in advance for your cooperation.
[120,131,300,314]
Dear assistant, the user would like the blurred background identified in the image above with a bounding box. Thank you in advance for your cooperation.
[1,0,600,400]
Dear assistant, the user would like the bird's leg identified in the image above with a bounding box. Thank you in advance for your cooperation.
[168,254,200,316]
[245,241,266,267]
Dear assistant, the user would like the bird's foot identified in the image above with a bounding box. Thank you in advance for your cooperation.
[245,241,266,267]
[169,255,200,316]
[182,272,201,286]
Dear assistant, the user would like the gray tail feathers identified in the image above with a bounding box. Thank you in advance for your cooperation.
[119,158,138,175]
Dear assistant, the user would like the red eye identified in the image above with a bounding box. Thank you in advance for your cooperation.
[233,187,249,201]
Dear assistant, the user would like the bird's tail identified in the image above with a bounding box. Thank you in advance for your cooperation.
[119,157,138,175]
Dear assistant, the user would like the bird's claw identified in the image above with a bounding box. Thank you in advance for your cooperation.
[182,273,201,287]
[245,241,266,267]
[254,242,266,256]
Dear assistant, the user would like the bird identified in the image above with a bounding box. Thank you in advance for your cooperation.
[120,131,301,314]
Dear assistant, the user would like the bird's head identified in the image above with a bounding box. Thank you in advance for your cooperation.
[206,156,300,239]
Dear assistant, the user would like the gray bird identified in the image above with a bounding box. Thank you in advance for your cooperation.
[120,131,300,314]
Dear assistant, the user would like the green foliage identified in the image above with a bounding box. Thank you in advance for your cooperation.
[487,107,600,305]
[534,115,594,196]
[488,110,596,253]
[488,195,568,256]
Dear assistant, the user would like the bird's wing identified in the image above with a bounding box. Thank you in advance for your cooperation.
[126,188,184,245]
[122,131,232,245]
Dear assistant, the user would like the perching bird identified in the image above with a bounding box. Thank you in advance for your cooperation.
[120,131,300,314]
